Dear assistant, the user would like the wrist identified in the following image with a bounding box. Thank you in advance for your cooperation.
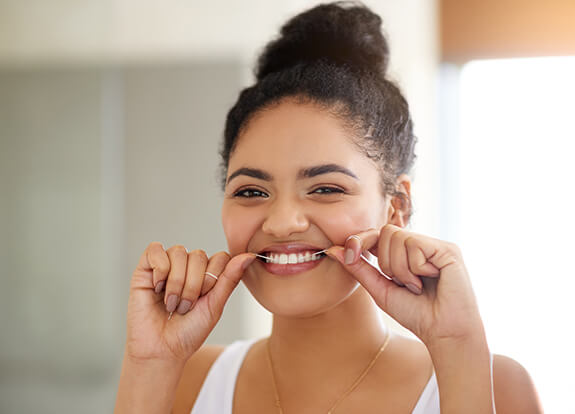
[426,330,489,357]
[427,331,491,375]
[115,353,186,414]
[124,352,187,371]
[124,337,194,367]
[424,315,488,355]
[427,333,494,414]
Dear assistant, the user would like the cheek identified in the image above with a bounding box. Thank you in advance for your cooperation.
[221,204,261,255]
[313,199,384,245]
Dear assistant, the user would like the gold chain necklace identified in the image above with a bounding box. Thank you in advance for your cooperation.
[265,329,391,414]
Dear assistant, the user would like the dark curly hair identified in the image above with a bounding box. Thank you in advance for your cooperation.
[220,1,417,215]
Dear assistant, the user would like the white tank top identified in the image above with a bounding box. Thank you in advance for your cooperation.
[191,339,440,413]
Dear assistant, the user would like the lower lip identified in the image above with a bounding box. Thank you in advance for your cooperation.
[258,256,326,275]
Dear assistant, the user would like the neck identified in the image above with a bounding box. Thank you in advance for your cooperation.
[268,287,388,371]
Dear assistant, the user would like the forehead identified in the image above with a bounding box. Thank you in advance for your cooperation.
[229,100,369,173]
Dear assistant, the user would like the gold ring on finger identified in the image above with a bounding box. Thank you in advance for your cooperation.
[204,271,219,281]
[346,234,362,243]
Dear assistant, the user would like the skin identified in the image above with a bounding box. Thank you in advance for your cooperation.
[222,99,389,319]
[115,98,543,413]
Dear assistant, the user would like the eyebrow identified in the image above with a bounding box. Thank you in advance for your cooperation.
[226,163,358,184]
[298,164,358,180]
[226,167,272,184]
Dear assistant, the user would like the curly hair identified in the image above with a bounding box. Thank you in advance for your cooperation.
[220,1,417,214]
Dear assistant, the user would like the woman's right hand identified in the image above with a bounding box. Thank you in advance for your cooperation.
[124,242,256,363]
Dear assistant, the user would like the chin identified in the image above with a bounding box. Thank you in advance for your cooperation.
[241,266,360,318]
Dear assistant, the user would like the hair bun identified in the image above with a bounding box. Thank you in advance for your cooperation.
[255,1,389,81]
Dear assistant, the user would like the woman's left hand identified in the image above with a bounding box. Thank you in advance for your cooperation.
[326,224,486,348]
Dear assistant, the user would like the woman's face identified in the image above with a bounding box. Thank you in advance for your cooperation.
[221,99,390,317]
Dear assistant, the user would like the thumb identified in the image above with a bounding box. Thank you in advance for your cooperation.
[326,246,399,311]
[205,253,256,319]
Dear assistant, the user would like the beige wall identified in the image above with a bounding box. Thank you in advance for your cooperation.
[441,0,575,62]
[0,0,441,235]
[0,1,439,412]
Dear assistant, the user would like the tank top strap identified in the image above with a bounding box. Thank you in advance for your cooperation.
[190,338,259,414]
[411,372,440,414]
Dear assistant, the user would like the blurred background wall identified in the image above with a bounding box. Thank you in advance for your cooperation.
[0,1,439,412]
[439,1,575,413]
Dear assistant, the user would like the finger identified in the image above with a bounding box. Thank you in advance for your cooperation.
[389,230,422,294]
[164,245,193,313]
[200,252,231,296]
[206,253,256,320]
[134,242,170,293]
[405,236,440,277]
[175,249,210,315]
[343,228,379,265]
[376,224,402,280]
[326,246,404,311]
[422,239,461,270]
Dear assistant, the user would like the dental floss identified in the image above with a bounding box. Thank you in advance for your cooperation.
[359,251,392,281]
[253,249,392,281]
[163,251,380,321]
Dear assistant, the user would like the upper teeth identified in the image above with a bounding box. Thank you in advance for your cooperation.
[264,251,322,264]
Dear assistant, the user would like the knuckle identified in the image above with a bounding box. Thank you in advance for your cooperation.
[383,223,399,233]
[390,229,404,244]
[189,249,208,262]
[211,251,231,261]
[379,225,392,238]
[209,251,231,266]
[167,244,188,257]
[148,241,164,250]
[150,251,170,274]
[405,236,417,248]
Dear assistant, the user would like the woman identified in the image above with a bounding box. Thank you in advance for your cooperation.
[115,2,541,413]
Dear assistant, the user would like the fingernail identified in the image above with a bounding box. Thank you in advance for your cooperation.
[166,294,179,312]
[406,283,422,295]
[324,247,343,263]
[344,248,355,265]
[154,280,165,294]
[176,299,192,315]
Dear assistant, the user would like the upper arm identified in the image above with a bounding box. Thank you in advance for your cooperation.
[172,345,225,414]
[493,354,543,414]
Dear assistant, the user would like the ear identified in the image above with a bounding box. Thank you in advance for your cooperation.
[385,174,412,228]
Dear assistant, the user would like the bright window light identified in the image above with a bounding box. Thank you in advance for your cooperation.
[454,56,575,413]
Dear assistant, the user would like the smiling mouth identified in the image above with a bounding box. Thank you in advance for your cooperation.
[256,250,327,265]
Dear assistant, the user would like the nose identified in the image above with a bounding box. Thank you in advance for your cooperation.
[261,196,309,238]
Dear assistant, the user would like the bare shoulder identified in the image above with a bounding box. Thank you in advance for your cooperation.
[492,354,543,414]
[172,344,226,414]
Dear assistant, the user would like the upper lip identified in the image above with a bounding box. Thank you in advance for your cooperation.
[256,243,327,254]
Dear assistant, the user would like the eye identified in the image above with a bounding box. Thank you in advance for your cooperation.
[311,186,345,195]
[233,188,269,198]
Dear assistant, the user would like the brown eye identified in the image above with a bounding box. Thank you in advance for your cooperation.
[233,188,269,198]
[311,186,345,195]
